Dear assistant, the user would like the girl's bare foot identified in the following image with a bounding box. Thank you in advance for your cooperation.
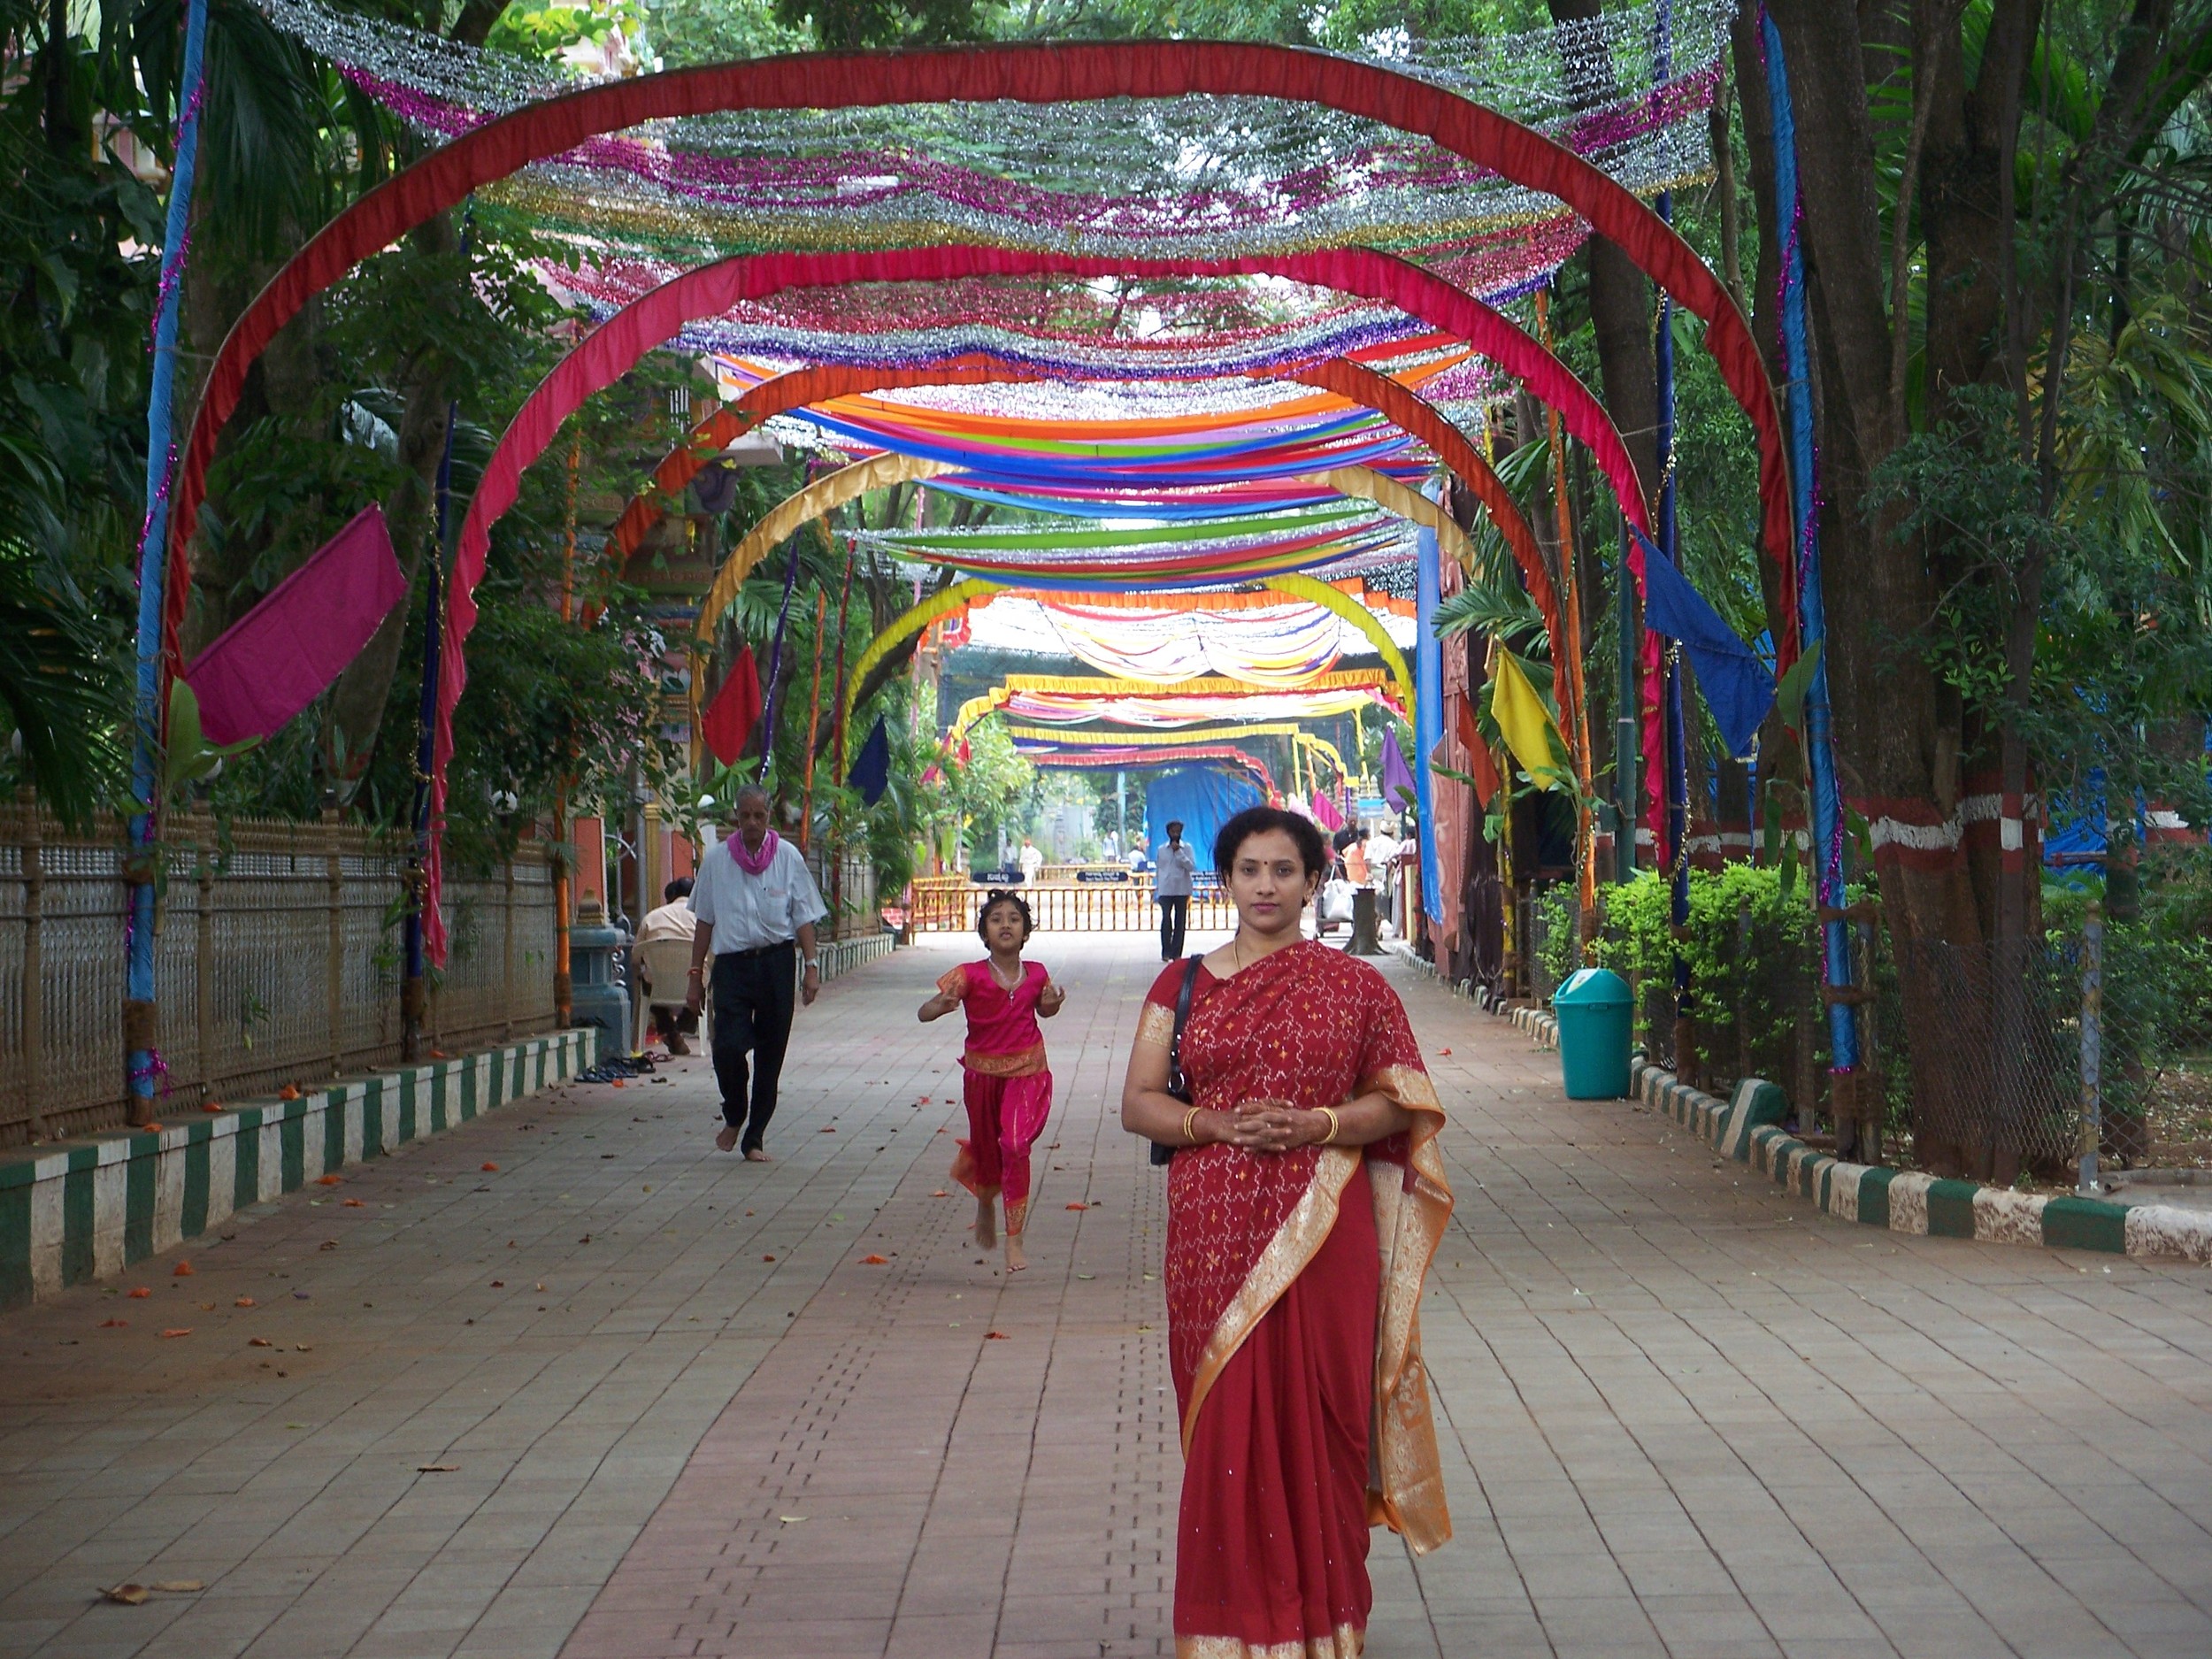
[1004,1233,1027,1272]
[743,1147,772,1163]
[974,1197,997,1250]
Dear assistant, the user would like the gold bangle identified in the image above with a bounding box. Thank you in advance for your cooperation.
[1317,1106,1340,1146]
[1182,1105,1202,1146]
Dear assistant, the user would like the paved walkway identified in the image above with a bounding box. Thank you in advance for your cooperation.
[3,933,2210,1659]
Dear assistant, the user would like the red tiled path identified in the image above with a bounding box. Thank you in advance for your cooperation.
[3,933,2209,1659]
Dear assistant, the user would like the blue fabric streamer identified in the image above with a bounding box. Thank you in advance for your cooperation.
[847,714,891,805]
[1630,528,1776,759]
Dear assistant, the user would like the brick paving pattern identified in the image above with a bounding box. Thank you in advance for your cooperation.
[1,933,2208,1658]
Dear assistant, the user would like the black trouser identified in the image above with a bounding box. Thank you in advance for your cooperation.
[709,942,796,1150]
[1156,895,1189,960]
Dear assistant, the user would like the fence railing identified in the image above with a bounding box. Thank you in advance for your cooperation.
[0,803,556,1148]
[909,873,1236,934]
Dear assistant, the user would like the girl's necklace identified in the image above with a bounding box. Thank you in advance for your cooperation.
[989,956,1024,993]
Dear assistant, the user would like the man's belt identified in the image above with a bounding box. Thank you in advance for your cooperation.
[715,939,795,960]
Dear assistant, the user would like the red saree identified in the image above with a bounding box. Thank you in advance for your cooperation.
[1139,940,1452,1659]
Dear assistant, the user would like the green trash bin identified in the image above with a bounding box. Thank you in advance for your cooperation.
[1553,967,1632,1099]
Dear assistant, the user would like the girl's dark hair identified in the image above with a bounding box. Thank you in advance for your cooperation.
[1213,806,1329,880]
[976,889,1033,941]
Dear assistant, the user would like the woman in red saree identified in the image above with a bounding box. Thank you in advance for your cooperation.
[1121,806,1452,1658]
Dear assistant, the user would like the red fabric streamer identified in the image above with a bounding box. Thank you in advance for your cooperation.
[181,504,406,747]
[1456,695,1502,810]
[166,41,1795,669]
[699,649,763,766]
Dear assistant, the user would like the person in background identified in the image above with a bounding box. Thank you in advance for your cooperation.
[1152,818,1197,962]
[1343,827,1371,889]
[1366,821,1402,930]
[634,876,699,1055]
[1018,836,1045,885]
[684,785,828,1162]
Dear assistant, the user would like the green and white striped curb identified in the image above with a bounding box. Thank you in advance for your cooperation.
[1505,1005,2212,1265]
[0,1028,596,1310]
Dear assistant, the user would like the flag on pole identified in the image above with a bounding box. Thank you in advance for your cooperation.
[1455,695,1503,809]
[1632,527,1776,757]
[182,505,406,746]
[700,649,763,767]
[1381,727,1417,810]
[1310,789,1342,830]
[1487,647,1565,790]
[849,714,890,805]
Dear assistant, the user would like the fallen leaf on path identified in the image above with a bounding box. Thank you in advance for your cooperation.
[417,1463,458,1473]
[930,1190,949,1198]
[173,1262,193,1277]
[861,1255,888,1264]
[818,1126,836,1133]
[100,1318,127,1328]
[779,1516,806,1524]
[127,1287,150,1299]
[318,1240,337,1251]
[249,1338,273,1348]
[278,1086,300,1101]
[534,1282,545,1291]
[342,1199,364,1208]
[489,1280,505,1288]
[316,1174,342,1187]
[762,1255,776,1263]
[1065,1202,1088,1211]
[1439,1047,1452,1056]
[197,1302,214,1311]
[985,1331,1009,1340]
[158,1328,191,1339]
[480,1162,499,1172]
[234,1297,255,1308]
[430,1049,448,1059]
[295,1343,311,1352]
[150,1580,204,1594]
[1076,1274,1095,1281]
[100,1584,149,1605]
[202,1102,225,1113]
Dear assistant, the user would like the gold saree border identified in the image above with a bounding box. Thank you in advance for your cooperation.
[1136,1002,1178,1048]
[961,1041,1046,1078]
[1358,1062,1454,1556]
[1179,1146,1362,1457]
[1177,1622,1363,1658]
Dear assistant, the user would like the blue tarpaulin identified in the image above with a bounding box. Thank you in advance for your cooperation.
[1144,764,1265,869]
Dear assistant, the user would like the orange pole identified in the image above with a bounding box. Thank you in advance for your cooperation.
[797,587,828,849]
[1537,290,1599,957]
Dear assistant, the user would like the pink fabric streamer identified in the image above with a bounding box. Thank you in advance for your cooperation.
[182,504,405,746]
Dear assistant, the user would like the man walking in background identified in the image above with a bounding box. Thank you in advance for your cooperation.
[685,786,827,1161]
[1153,819,1196,961]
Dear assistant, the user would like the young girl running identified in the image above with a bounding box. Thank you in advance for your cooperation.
[918,891,1064,1271]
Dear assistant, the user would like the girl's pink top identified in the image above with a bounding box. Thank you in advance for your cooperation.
[936,959,1049,1077]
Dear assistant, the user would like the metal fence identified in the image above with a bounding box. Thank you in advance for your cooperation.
[0,803,556,1147]
[908,873,1236,933]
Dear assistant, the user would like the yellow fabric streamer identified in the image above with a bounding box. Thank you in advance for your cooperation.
[1487,644,1567,790]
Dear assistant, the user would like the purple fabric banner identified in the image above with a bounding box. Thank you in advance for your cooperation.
[183,505,407,746]
[1381,726,1417,811]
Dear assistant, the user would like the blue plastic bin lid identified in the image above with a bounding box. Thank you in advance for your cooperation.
[1553,967,1632,1008]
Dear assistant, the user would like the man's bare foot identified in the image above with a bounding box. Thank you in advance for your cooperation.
[744,1147,772,1163]
[715,1124,740,1153]
[974,1198,996,1250]
[1004,1233,1027,1272]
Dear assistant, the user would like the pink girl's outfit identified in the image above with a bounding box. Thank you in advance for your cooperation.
[938,959,1056,1235]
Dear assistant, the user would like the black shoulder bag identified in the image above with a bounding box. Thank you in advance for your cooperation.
[1150,953,1204,1167]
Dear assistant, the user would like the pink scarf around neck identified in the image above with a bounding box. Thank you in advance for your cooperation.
[730,828,780,876]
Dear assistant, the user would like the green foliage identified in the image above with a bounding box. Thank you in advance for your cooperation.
[0,540,127,826]
[1540,866,1832,1092]
[2045,860,2212,1118]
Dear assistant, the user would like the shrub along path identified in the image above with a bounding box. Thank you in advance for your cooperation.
[0,933,2207,1658]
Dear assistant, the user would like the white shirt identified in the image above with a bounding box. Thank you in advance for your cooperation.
[1152,841,1197,898]
[1366,833,1401,878]
[688,835,827,953]
[1018,845,1044,880]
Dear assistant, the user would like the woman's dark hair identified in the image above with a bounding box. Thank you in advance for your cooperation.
[976,889,1033,942]
[1213,806,1329,880]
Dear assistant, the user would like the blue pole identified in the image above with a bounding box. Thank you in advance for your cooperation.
[1655,2,1693,1047]
[1761,7,1860,1078]
[403,209,473,1055]
[125,0,211,1120]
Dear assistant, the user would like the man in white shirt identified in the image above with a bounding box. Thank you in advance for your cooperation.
[1152,819,1198,962]
[1366,825,1402,930]
[634,877,700,1055]
[684,786,828,1160]
[1018,837,1044,884]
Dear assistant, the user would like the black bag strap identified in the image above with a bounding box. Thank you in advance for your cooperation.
[1150,954,1204,1167]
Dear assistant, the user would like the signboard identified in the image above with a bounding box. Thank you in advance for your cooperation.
[1074,867,1132,884]
[1356,797,1387,818]
[969,867,1023,886]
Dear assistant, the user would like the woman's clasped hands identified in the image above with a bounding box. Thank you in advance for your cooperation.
[1207,1098,1331,1154]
